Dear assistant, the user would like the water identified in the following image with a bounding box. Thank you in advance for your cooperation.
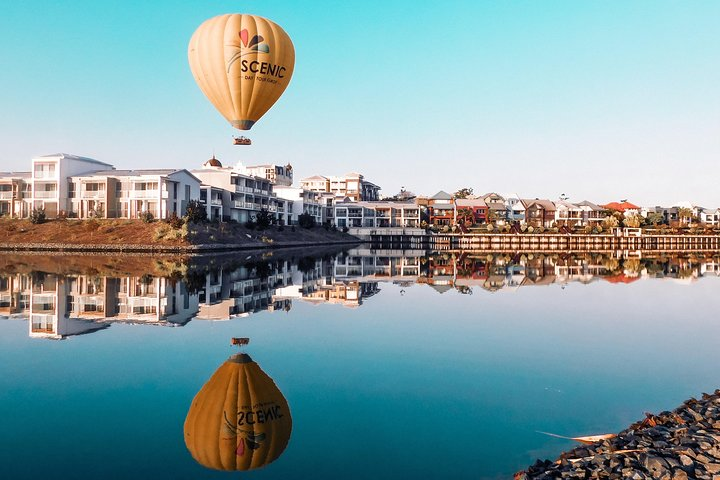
[1,248,719,479]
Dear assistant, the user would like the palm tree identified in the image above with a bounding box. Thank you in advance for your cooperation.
[677,207,694,227]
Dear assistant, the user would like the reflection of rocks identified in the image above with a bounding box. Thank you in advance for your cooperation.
[518,390,720,480]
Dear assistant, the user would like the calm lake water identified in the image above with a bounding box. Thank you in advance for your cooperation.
[1,248,719,479]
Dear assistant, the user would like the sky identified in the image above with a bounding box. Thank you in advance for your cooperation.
[1,1,718,206]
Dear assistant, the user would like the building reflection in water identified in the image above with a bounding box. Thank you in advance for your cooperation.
[1,249,718,339]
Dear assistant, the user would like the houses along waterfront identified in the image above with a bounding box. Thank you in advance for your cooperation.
[1,153,718,240]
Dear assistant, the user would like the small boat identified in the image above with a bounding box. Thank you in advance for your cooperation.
[231,337,250,346]
[233,136,252,145]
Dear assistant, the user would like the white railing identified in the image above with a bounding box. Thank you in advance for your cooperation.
[235,186,253,193]
[0,192,13,200]
[127,190,159,199]
[80,190,105,198]
[211,199,222,206]
[233,201,255,209]
[33,190,57,199]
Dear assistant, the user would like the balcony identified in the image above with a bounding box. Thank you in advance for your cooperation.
[211,199,222,206]
[0,192,14,200]
[128,190,159,199]
[34,190,58,199]
[235,185,253,194]
[233,201,255,209]
[80,190,105,199]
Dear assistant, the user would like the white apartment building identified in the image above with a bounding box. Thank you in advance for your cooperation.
[192,158,288,224]
[273,186,323,225]
[0,172,31,217]
[300,172,381,202]
[240,163,294,186]
[334,201,420,228]
[70,168,200,219]
[31,153,115,217]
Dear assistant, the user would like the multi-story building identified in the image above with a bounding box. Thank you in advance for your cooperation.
[31,153,115,217]
[240,163,294,186]
[300,172,380,202]
[0,172,31,217]
[192,158,287,224]
[453,198,488,225]
[424,191,454,226]
[273,186,322,225]
[554,200,584,227]
[576,200,606,226]
[523,199,557,228]
[69,168,200,219]
[333,201,420,229]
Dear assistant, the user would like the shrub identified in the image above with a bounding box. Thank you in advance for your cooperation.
[139,211,154,223]
[291,225,296,232]
[245,219,256,230]
[30,208,46,224]
[255,209,273,229]
[165,212,185,229]
[342,226,349,233]
[298,213,315,229]
[184,199,207,224]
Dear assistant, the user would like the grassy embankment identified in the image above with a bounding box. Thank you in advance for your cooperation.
[0,217,359,250]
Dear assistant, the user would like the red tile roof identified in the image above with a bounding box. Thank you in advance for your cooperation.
[602,201,640,212]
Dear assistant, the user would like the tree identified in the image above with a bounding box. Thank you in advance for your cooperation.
[677,207,694,226]
[645,212,664,226]
[455,207,475,227]
[602,215,619,229]
[453,187,474,199]
[298,213,315,228]
[29,207,46,224]
[185,200,207,223]
[623,214,642,228]
[254,208,273,229]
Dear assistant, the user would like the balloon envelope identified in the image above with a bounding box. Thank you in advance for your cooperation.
[184,353,292,471]
[188,14,295,130]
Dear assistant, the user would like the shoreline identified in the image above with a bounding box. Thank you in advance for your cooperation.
[517,389,720,479]
[0,238,362,254]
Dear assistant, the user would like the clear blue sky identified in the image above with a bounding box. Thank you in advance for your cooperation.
[1,1,718,206]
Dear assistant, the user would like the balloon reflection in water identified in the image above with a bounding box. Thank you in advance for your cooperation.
[184,353,292,471]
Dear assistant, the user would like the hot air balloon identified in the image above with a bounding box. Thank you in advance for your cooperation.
[188,14,295,145]
[184,353,292,471]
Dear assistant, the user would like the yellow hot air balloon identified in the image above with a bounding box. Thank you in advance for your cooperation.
[188,14,295,137]
[184,353,292,471]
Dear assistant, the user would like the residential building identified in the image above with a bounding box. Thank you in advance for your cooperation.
[454,198,488,225]
[0,172,31,217]
[576,200,606,225]
[481,193,507,223]
[69,168,200,219]
[603,200,641,217]
[31,153,115,218]
[523,199,557,228]
[699,208,720,227]
[273,186,322,225]
[503,194,526,224]
[240,163,294,186]
[334,201,420,229]
[426,190,454,226]
[192,158,285,224]
[554,200,584,227]
[301,172,380,202]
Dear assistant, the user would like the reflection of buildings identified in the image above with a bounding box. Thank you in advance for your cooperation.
[2,251,718,339]
[1,273,199,339]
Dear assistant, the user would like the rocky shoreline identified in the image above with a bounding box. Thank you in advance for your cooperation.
[517,390,720,479]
